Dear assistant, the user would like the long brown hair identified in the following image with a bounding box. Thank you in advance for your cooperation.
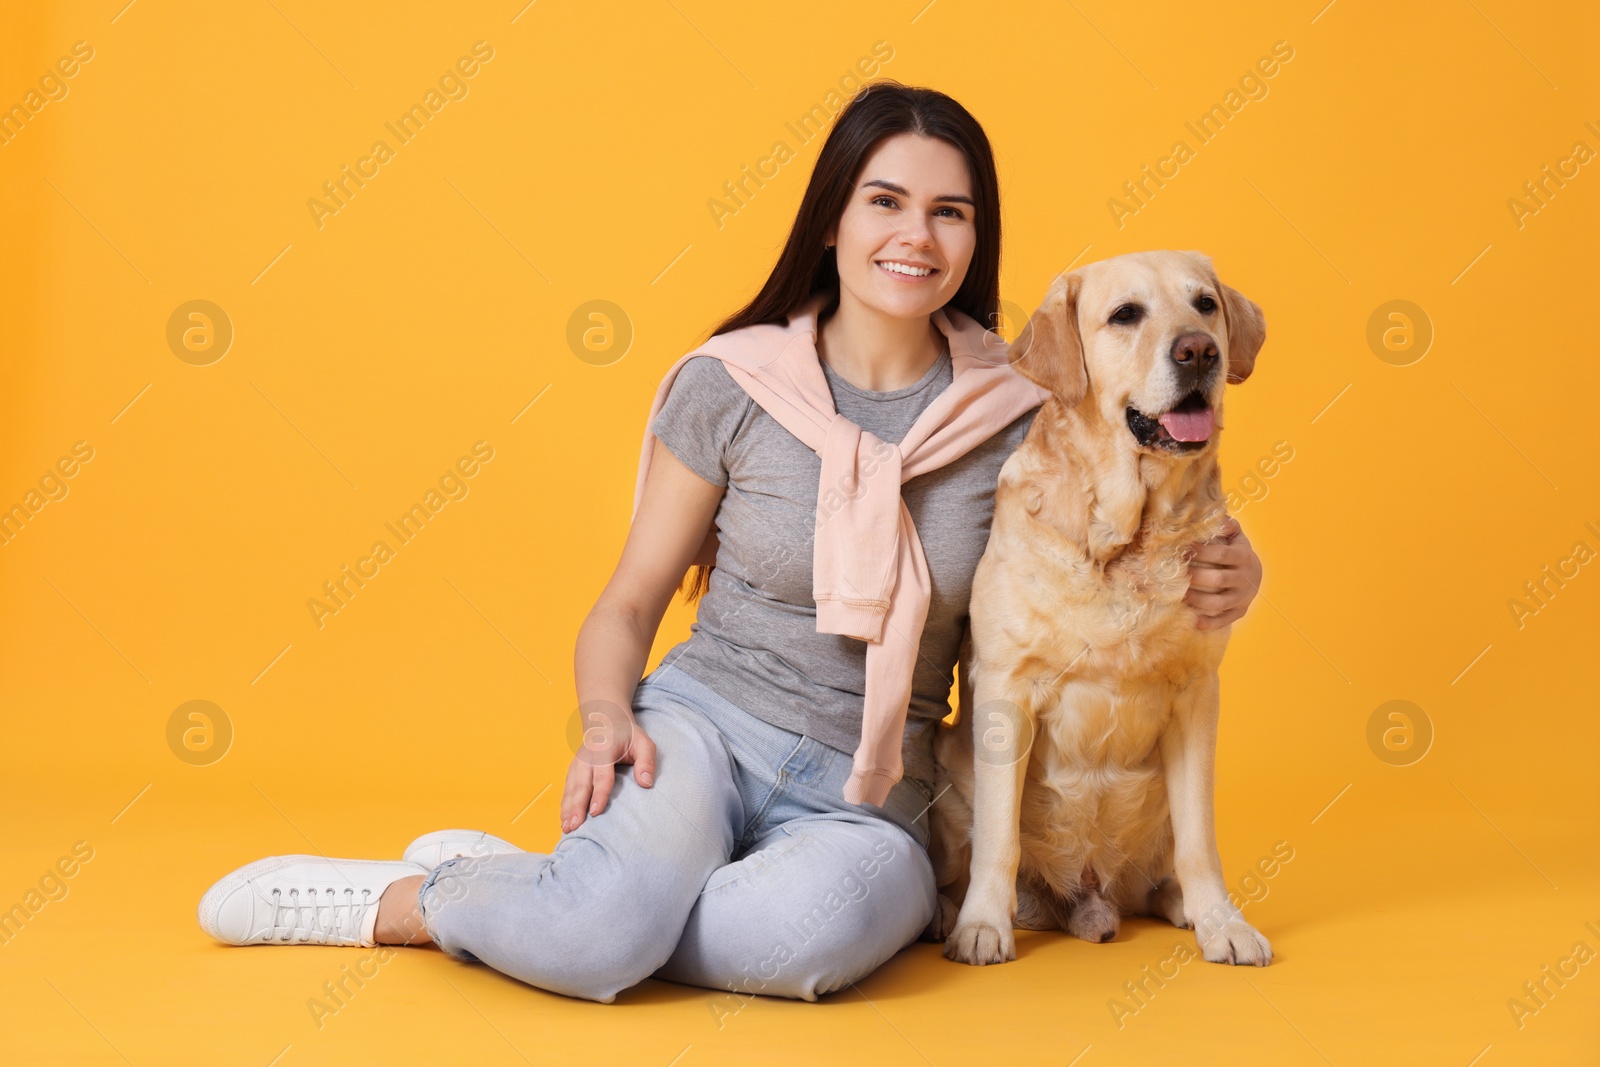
[679,80,1004,603]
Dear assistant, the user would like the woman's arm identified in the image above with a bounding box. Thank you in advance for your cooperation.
[561,438,725,833]
[1184,514,1263,631]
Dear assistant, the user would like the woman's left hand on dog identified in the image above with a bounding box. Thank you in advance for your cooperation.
[1183,514,1261,630]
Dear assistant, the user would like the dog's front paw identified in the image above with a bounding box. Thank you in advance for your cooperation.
[943,910,1016,966]
[1192,905,1272,966]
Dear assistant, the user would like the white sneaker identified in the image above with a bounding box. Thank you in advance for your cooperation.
[197,855,426,947]
[402,829,524,870]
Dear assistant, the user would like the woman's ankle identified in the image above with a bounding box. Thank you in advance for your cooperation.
[374,874,432,945]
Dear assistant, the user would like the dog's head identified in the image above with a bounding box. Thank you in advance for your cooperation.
[1008,250,1266,457]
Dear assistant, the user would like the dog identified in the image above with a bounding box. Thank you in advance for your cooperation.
[925,250,1272,967]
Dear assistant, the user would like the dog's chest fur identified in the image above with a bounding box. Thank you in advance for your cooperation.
[969,419,1230,899]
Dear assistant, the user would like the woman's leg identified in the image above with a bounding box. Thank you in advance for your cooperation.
[375,876,430,943]
[414,698,744,1003]
[650,810,938,1002]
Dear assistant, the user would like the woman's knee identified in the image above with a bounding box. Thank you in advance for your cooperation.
[705,823,938,1002]
[484,888,685,1003]
[552,925,687,1003]
[820,822,937,934]
[421,834,719,1001]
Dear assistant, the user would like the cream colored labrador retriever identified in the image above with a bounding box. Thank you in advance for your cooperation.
[928,250,1272,967]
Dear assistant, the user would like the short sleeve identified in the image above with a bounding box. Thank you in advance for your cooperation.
[648,355,753,488]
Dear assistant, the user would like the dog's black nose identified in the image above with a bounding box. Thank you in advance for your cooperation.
[1169,332,1219,369]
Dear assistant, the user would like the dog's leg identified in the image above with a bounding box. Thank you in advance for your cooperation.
[1161,672,1272,965]
[922,775,968,942]
[1013,874,1061,932]
[1131,841,1189,928]
[943,668,1033,966]
[921,841,959,942]
[1142,875,1188,928]
[921,892,960,941]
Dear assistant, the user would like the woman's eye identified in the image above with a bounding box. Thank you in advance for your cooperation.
[867,196,964,219]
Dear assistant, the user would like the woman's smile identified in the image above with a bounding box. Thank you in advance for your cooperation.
[875,258,939,281]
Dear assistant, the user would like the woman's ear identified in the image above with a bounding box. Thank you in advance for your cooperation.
[1010,270,1087,405]
[1218,278,1266,384]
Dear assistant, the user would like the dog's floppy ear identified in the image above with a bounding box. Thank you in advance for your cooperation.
[1010,270,1087,404]
[1218,278,1266,384]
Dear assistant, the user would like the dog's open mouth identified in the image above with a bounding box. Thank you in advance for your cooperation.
[1126,391,1214,453]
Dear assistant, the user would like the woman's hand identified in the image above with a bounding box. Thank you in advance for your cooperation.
[1184,514,1262,631]
[559,700,657,834]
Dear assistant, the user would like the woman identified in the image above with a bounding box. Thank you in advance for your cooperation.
[197,81,1263,1003]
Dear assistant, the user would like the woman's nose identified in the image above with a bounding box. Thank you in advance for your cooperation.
[895,218,935,247]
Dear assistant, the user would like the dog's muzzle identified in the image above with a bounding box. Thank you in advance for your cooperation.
[1126,390,1215,453]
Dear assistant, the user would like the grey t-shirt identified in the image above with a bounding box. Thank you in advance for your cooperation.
[648,346,1038,785]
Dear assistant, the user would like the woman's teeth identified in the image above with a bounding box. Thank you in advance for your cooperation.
[877,261,934,277]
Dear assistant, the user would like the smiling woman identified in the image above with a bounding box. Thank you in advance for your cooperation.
[816,137,980,391]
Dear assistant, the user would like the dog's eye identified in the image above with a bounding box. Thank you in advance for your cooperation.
[1195,294,1218,313]
[1110,304,1142,324]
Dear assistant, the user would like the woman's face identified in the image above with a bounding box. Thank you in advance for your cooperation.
[825,133,977,321]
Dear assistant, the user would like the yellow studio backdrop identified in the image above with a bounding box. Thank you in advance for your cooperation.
[1,1,1595,1063]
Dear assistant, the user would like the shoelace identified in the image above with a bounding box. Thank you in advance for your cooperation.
[265,885,374,944]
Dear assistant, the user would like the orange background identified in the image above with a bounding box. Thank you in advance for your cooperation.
[1,1,1596,1064]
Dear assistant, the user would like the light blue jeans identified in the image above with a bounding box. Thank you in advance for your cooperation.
[415,662,939,1003]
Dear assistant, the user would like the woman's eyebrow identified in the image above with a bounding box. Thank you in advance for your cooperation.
[860,178,975,206]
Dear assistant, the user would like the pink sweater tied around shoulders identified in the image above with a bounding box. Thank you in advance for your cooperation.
[631,292,1048,808]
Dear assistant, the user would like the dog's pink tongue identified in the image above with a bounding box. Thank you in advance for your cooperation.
[1158,407,1214,442]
